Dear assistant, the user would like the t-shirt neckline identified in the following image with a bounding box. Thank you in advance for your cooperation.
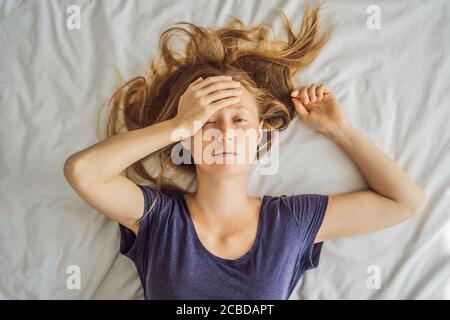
[179,192,267,265]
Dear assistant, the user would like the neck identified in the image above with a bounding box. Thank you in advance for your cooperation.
[194,169,250,218]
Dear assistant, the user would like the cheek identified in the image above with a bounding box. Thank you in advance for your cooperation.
[236,130,259,154]
[189,134,201,161]
[189,132,215,162]
[230,126,260,164]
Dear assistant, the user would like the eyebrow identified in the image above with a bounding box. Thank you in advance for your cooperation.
[208,107,252,121]
[231,105,251,112]
[210,105,251,119]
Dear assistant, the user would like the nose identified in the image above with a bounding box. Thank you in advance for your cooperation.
[216,130,234,143]
[216,123,235,143]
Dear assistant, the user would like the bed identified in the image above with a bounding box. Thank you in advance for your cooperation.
[0,0,449,299]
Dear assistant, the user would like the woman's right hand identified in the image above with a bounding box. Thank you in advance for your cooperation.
[173,75,244,137]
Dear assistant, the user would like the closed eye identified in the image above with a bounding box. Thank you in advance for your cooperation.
[204,119,246,126]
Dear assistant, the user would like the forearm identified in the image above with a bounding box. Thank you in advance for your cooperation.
[64,118,184,186]
[326,121,428,211]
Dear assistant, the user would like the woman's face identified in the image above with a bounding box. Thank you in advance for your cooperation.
[188,85,263,176]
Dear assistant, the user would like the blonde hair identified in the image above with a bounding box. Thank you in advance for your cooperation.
[100,3,332,219]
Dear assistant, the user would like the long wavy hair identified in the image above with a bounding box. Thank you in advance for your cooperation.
[98,3,332,219]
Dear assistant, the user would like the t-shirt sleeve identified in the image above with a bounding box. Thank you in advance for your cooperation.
[118,184,160,264]
[288,193,329,272]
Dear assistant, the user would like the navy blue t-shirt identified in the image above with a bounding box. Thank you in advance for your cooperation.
[119,185,329,300]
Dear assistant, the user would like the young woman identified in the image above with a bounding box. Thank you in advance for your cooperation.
[63,5,427,299]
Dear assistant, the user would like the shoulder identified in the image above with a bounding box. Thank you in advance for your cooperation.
[265,193,327,209]
[131,184,186,227]
[136,184,179,206]
[266,193,329,224]
[118,185,182,255]
[280,193,329,210]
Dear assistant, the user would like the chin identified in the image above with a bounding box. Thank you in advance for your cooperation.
[198,161,251,176]
[193,152,258,175]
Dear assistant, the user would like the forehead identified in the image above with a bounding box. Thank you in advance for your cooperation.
[218,87,258,114]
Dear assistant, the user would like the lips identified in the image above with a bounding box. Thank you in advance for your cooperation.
[214,151,238,156]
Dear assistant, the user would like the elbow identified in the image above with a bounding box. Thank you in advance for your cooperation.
[63,154,84,186]
[404,192,429,217]
[64,153,103,189]
[415,193,429,214]
[413,191,429,214]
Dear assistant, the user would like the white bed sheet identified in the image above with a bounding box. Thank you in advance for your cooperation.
[0,0,449,299]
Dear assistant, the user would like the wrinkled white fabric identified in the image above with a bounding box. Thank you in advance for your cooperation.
[0,0,448,299]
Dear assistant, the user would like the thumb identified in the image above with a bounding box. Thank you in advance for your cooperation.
[291,98,309,121]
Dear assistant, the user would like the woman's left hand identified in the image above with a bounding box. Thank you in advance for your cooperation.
[291,83,347,135]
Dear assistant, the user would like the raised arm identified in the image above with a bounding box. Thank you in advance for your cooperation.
[64,119,182,234]
[290,84,428,242]
[64,75,244,234]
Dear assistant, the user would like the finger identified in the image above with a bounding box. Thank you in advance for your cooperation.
[192,75,233,90]
[291,98,309,121]
[300,86,309,104]
[308,84,317,102]
[210,96,241,113]
[291,89,300,97]
[205,88,244,104]
[317,84,327,99]
[190,76,203,86]
[198,79,241,96]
